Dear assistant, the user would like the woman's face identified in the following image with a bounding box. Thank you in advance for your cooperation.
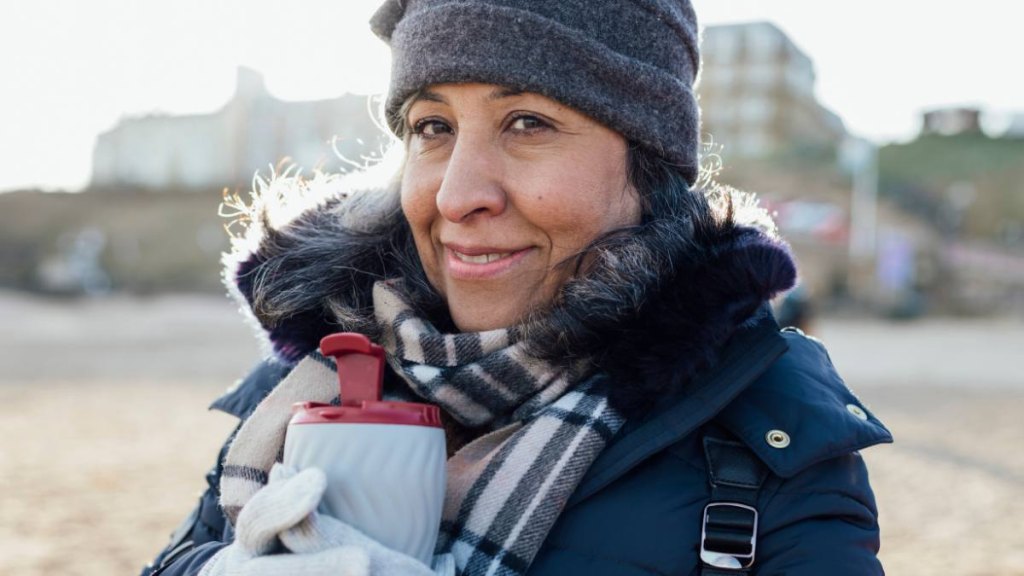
[401,83,641,332]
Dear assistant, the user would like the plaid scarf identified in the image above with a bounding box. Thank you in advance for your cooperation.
[219,280,625,575]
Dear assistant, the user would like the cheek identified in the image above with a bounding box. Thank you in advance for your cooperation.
[577,145,639,231]
[524,154,637,250]
[400,162,442,237]
[400,167,444,281]
[400,167,426,223]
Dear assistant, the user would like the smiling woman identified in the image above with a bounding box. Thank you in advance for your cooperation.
[142,1,891,576]
[401,84,640,331]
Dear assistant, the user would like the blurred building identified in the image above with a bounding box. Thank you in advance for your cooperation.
[698,21,846,158]
[90,67,387,190]
[921,107,982,137]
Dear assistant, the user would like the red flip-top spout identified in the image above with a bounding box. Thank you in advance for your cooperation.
[319,333,386,404]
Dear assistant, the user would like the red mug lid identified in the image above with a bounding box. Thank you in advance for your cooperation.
[290,400,443,428]
[291,332,443,428]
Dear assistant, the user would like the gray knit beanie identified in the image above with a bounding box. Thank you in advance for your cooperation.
[370,0,702,184]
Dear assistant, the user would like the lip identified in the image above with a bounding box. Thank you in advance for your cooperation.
[443,244,534,280]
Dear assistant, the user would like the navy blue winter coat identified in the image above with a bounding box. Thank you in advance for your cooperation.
[142,313,892,575]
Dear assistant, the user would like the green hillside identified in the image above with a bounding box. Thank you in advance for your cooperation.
[879,134,1024,242]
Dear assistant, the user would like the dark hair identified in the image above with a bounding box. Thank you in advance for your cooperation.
[627,142,715,225]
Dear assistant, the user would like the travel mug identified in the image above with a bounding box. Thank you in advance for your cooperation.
[283,333,446,566]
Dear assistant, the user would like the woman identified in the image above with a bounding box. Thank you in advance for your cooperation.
[144,1,892,574]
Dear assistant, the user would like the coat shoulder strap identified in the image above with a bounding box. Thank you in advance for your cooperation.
[700,436,769,575]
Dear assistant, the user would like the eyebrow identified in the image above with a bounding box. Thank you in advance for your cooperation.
[415,86,526,105]
[489,87,525,100]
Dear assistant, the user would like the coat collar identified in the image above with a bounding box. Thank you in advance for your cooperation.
[715,329,893,478]
[568,310,788,507]
[210,360,291,419]
[568,316,895,509]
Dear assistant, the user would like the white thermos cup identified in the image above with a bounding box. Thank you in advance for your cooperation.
[283,333,446,566]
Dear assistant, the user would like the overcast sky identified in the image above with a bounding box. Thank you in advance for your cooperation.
[1,0,1020,192]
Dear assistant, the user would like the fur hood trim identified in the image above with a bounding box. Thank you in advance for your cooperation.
[222,170,796,418]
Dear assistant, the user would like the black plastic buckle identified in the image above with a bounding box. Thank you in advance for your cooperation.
[700,502,758,570]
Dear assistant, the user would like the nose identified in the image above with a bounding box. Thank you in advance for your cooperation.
[435,133,507,223]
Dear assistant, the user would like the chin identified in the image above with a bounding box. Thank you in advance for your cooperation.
[448,298,526,332]
[451,310,514,332]
[444,287,548,333]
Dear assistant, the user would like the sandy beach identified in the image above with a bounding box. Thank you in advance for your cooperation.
[1,292,1021,575]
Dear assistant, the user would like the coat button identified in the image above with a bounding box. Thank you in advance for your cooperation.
[846,404,869,421]
[765,429,790,448]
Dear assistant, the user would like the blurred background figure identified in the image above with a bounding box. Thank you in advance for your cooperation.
[1,1,1022,575]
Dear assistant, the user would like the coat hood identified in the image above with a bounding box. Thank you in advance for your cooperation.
[222,169,797,418]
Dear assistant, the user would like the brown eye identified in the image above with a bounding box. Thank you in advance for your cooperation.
[509,114,550,132]
[412,118,453,138]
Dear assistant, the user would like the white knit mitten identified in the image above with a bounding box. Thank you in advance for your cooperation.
[199,544,369,576]
[281,511,456,576]
[199,464,370,576]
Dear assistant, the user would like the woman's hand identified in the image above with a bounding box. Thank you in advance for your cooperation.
[282,511,455,576]
[200,546,368,576]
[198,464,369,576]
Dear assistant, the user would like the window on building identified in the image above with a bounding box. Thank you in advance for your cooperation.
[746,25,783,60]
[785,57,815,96]
[705,29,740,64]
[745,63,778,90]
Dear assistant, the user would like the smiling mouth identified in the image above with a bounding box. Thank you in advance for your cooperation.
[451,250,514,264]
[444,246,534,279]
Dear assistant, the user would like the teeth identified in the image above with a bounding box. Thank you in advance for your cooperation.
[454,251,512,264]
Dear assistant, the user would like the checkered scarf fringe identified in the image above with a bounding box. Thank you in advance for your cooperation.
[219,280,625,575]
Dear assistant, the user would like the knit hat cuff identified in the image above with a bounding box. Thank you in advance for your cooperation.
[383,3,701,182]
